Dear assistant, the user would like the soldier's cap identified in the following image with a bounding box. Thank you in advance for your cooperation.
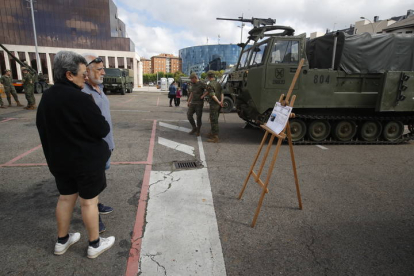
[4,69,11,73]
[190,73,198,79]
[207,70,215,77]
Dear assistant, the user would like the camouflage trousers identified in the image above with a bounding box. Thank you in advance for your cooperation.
[4,86,19,103]
[187,103,204,128]
[24,85,35,106]
[209,104,221,135]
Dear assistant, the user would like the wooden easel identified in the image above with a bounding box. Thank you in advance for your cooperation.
[238,59,305,228]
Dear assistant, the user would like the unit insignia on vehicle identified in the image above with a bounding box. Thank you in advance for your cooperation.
[275,68,284,79]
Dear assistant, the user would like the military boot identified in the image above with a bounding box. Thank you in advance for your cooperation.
[0,105,6,109]
[16,101,23,107]
[196,126,201,136]
[206,132,213,138]
[7,99,12,107]
[207,135,219,143]
[189,127,197,135]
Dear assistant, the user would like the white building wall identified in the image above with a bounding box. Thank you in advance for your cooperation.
[354,19,396,34]
[136,52,143,87]
[309,32,325,39]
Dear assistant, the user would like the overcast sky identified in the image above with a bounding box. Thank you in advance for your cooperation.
[113,0,412,59]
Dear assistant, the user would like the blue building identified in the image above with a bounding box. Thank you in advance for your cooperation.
[179,44,241,76]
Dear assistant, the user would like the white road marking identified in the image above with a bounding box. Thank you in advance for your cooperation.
[158,137,195,156]
[316,145,328,150]
[159,121,192,133]
[139,121,226,275]
[140,169,226,276]
[198,136,207,168]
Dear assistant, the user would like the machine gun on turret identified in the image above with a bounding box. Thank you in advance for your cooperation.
[217,17,294,44]
[0,43,48,93]
[216,17,276,28]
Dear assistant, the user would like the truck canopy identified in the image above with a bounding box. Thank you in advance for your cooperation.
[104,68,122,76]
[306,32,414,74]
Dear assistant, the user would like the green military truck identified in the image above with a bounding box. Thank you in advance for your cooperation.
[103,68,134,95]
[218,68,236,113]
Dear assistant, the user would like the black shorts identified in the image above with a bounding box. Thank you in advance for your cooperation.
[52,170,107,199]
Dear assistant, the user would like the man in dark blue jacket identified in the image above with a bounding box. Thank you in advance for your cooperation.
[36,51,115,259]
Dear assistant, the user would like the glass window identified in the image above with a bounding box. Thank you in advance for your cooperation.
[28,52,37,71]
[250,42,268,66]
[39,53,48,75]
[117,57,124,68]
[18,52,26,62]
[108,57,115,68]
[238,49,251,68]
[270,40,299,64]
[98,56,105,67]
[0,51,5,74]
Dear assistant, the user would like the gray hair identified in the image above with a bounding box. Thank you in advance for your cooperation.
[53,51,87,82]
[82,53,100,68]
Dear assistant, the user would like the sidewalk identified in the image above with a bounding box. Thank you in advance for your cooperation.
[133,86,166,93]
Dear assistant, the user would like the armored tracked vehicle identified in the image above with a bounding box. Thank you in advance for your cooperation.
[218,17,414,144]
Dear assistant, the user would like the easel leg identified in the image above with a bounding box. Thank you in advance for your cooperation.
[238,131,270,199]
[287,122,303,210]
[255,135,275,187]
[251,138,283,227]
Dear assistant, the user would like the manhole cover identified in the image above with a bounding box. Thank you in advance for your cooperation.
[173,160,202,170]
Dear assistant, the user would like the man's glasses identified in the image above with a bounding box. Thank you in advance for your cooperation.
[87,57,103,66]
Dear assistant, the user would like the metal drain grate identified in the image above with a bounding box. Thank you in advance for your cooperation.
[173,160,202,170]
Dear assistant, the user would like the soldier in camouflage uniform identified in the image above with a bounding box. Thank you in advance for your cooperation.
[1,69,23,107]
[22,67,36,110]
[187,73,208,136]
[206,71,223,143]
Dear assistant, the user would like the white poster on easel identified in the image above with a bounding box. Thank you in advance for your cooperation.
[266,102,292,135]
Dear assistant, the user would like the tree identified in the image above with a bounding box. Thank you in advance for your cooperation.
[143,73,157,84]
[173,71,186,83]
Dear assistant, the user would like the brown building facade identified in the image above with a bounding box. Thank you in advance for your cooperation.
[150,53,182,74]
[141,58,152,74]
[0,0,143,86]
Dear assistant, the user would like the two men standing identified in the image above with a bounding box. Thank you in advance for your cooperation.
[36,51,115,259]
[187,71,223,142]
[0,67,35,109]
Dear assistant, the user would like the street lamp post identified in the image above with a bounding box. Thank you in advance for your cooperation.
[360,17,376,34]
[29,0,41,73]
[237,23,245,43]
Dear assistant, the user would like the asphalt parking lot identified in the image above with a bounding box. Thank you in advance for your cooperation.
[0,87,413,276]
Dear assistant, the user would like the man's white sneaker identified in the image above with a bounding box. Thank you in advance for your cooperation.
[54,232,81,255]
[87,236,115,259]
